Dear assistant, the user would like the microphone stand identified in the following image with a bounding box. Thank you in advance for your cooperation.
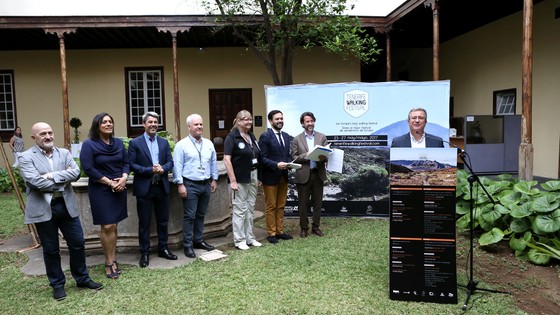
[457,147,510,310]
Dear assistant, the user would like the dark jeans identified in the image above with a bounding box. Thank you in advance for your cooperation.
[136,183,170,255]
[182,180,211,248]
[34,198,90,289]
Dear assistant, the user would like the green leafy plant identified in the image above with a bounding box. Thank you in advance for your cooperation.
[0,167,25,192]
[456,169,560,265]
[69,117,82,144]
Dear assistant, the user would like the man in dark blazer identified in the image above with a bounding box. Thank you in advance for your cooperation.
[18,122,102,300]
[290,111,328,238]
[128,112,177,268]
[259,110,294,243]
[391,107,444,148]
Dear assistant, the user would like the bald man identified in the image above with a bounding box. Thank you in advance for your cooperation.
[18,122,103,301]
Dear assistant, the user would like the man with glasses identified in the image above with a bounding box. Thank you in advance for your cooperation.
[391,107,444,148]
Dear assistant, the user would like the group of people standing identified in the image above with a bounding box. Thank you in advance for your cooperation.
[16,109,330,300]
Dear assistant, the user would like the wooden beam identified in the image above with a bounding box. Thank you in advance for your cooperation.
[386,32,392,81]
[45,28,76,148]
[425,0,440,81]
[519,0,534,180]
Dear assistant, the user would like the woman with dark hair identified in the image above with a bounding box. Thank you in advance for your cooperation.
[9,126,24,167]
[79,113,129,279]
[223,110,263,250]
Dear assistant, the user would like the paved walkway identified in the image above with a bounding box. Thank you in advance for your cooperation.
[0,213,267,276]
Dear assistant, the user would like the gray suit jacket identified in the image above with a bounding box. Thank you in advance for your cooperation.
[18,145,81,224]
[290,131,328,184]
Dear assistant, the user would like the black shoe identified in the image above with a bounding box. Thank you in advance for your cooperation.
[300,229,308,238]
[77,280,104,291]
[158,249,178,260]
[139,254,149,268]
[193,241,215,251]
[277,233,293,240]
[311,227,324,237]
[266,235,278,244]
[184,247,196,258]
[53,287,67,301]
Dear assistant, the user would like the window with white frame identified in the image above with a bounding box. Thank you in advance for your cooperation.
[493,88,516,116]
[125,67,165,137]
[0,70,17,140]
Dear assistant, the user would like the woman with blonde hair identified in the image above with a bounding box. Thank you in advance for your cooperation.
[223,110,263,250]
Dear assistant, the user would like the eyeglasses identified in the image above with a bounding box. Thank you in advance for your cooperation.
[241,118,253,121]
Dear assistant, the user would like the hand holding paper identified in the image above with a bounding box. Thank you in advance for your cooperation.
[305,144,333,161]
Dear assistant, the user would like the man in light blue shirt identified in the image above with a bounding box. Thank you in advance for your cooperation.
[173,114,219,258]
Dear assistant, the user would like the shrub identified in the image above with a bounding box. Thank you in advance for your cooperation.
[0,167,25,192]
[456,170,560,265]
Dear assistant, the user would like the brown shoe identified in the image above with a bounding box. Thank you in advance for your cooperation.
[311,227,324,237]
[300,229,308,238]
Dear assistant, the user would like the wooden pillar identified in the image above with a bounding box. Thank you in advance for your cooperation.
[158,27,189,141]
[519,0,534,180]
[386,32,392,81]
[45,28,76,148]
[431,1,440,81]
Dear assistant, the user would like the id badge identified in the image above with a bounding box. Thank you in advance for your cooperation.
[252,158,258,164]
[198,166,206,173]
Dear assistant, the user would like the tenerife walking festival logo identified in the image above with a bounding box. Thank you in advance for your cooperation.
[343,89,369,118]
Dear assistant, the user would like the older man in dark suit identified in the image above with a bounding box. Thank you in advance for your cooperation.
[259,110,294,243]
[128,112,177,268]
[391,107,444,148]
[18,122,103,301]
[290,112,328,238]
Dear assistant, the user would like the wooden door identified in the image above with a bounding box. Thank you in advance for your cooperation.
[209,89,252,158]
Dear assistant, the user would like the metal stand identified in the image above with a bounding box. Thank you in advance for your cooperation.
[459,152,510,311]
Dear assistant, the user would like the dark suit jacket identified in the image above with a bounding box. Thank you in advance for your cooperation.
[290,131,328,184]
[391,132,444,148]
[258,128,292,186]
[128,135,173,196]
[18,145,81,224]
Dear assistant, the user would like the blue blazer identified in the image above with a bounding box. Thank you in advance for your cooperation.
[391,132,444,148]
[128,135,173,196]
[258,128,292,186]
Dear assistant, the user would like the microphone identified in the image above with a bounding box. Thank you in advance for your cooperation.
[417,131,465,155]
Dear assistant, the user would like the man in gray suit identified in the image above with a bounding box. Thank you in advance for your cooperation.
[18,122,102,301]
[291,112,328,238]
[391,107,444,148]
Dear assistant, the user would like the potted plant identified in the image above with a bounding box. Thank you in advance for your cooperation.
[69,117,83,158]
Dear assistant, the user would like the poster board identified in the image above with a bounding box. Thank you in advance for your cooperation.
[264,81,450,217]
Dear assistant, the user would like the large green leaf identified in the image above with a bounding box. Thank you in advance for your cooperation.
[479,228,505,246]
[533,209,560,233]
[500,191,521,206]
[455,200,470,215]
[509,203,533,218]
[496,174,513,181]
[541,180,560,191]
[513,181,540,195]
[509,232,531,251]
[531,195,559,213]
[481,203,502,223]
[510,218,531,233]
[527,248,551,265]
[456,213,471,230]
[494,204,510,215]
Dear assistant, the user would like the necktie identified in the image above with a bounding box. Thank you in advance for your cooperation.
[277,133,284,147]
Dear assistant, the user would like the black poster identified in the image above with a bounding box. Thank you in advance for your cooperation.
[389,148,458,304]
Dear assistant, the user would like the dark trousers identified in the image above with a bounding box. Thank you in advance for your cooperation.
[34,198,90,289]
[182,180,211,248]
[136,183,170,255]
[296,170,324,230]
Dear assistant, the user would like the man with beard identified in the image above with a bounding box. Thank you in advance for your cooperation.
[258,110,294,243]
[290,112,328,238]
[18,122,103,300]
[128,111,177,268]
[173,114,218,258]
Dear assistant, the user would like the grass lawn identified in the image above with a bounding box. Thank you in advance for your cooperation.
[1,213,523,314]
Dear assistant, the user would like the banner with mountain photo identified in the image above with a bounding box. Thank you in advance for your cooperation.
[264,81,450,217]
